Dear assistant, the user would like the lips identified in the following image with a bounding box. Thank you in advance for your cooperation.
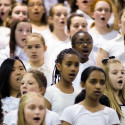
[22,38,26,42]
[94,91,102,96]
[31,55,37,58]
[118,80,123,85]
[34,12,40,16]
[69,73,76,79]
[60,21,65,24]
[22,91,27,94]
[16,77,22,83]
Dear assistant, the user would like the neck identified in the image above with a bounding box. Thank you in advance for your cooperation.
[52,29,68,41]
[10,90,20,98]
[80,58,89,63]
[82,96,100,107]
[31,20,42,26]
[94,23,111,34]
[30,59,44,69]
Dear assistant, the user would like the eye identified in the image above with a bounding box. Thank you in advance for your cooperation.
[90,79,97,84]
[27,46,32,49]
[19,29,23,32]
[39,106,44,110]
[75,62,79,67]
[29,105,35,110]
[35,45,40,48]
[21,82,24,85]
[112,72,117,75]
[28,82,33,85]
[100,80,105,85]
[22,11,27,16]
[66,62,71,67]
[73,25,79,28]
[56,13,61,16]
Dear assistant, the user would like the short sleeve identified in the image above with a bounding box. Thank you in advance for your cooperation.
[109,109,120,125]
[44,86,54,103]
[60,106,73,124]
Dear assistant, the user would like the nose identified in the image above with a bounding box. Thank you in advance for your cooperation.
[78,25,84,31]
[96,83,101,89]
[32,47,36,52]
[35,108,40,114]
[16,69,21,75]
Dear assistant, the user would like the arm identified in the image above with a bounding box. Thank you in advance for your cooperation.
[96,48,109,67]
[61,121,71,125]
[44,98,51,110]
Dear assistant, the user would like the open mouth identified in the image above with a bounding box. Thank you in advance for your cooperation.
[22,91,27,94]
[94,91,101,95]
[16,77,21,82]
[33,117,40,122]
[60,21,65,24]
[83,0,88,3]
[118,80,123,84]
[22,38,26,42]
[34,12,39,15]
[101,17,105,21]
[1,12,5,16]
[69,73,76,79]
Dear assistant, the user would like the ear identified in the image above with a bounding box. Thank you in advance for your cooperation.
[56,63,62,72]
[91,12,95,19]
[80,81,85,89]
[118,20,121,29]
[44,45,47,52]
[39,87,46,96]
[66,29,71,37]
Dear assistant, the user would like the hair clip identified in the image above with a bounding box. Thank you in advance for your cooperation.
[102,56,115,64]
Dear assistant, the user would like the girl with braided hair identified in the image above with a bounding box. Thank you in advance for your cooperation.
[44,48,80,116]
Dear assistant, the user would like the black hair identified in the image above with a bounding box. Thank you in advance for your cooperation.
[81,66,106,84]
[71,30,93,48]
[52,48,79,84]
[75,89,110,107]
[0,57,26,98]
[71,0,78,13]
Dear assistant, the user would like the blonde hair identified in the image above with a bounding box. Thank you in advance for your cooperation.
[102,59,125,119]
[17,92,46,125]
[49,3,67,32]
[26,32,46,47]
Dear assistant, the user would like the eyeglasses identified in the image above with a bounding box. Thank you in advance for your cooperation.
[75,41,93,46]
[95,8,111,13]
[28,3,43,7]
[102,56,115,64]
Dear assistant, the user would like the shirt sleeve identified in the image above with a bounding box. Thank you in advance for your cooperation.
[109,109,120,125]
[60,106,73,124]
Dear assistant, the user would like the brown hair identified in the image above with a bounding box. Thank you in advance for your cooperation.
[9,19,32,57]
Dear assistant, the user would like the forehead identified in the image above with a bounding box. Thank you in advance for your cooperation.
[109,63,124,71]
[53,5,67,13]
[13,60,23,67]
[0,0,11,4]
[75,32,92,40]
[16,22,31,29]
[95,1,111,9]
[25,96,44,105]
[13,5,27,11]
[63,54,79,62]
[27,36,42,44]
[28,0,43,3]
[88,70,105,79]
[71,16,87,24]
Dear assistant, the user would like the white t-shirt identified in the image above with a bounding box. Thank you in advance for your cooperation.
[44,85,80,116]
[0,46,28,66]
[26,62,53,87]
[100,34,125,63]
[89,29,119,61]
[72,59,96,90]
[60,104,120,125]
[121,106,125,125]
[3,109,61,125]
[1,96,20,114]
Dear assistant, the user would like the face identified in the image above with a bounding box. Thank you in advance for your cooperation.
[68,16,87,38]
[21,73,41,95]
[24,96,45,125]
[0,0,11,21]
[15,22,31,48]
[28,0,45,22]
[9,60,25,92]
[51,5,68,31]
[119,10,125,35]
[85,70,105,100]
[93,1,111,26]
[58,54,80,83]
[73,32,93,62]
[76,0,94,12]
[11,5,28,20]
[25,37,46,62]
[108,63,125,92]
